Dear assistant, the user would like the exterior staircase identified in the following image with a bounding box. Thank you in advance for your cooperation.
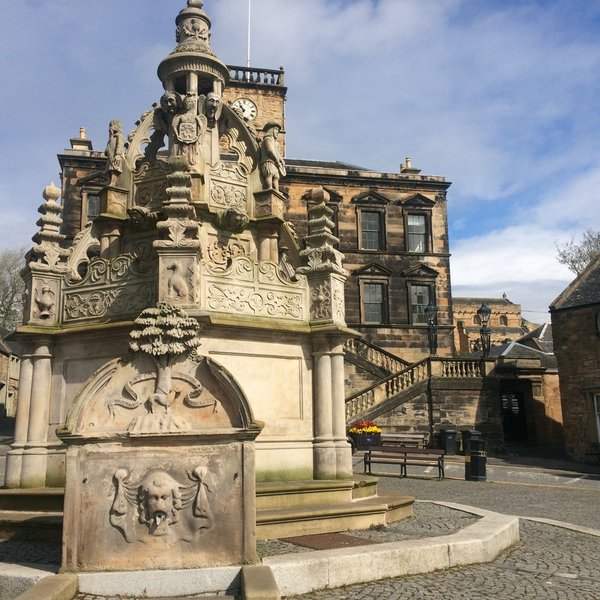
[344,339,485,424]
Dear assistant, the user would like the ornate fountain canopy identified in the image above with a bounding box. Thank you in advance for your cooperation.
[157,0,230,94]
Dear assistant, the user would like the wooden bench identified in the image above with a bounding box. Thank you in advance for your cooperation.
[380,433,427,448]
[364,446,445,480]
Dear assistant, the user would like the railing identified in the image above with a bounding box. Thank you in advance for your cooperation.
[345,357,487,421]
[344,338,410,374]
[228,65,285,87]
[434,358,484,378]
[345,359,429,421]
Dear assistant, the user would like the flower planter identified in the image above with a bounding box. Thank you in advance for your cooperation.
[349,432,382,450]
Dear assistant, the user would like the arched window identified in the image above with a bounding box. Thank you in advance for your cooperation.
[500,315,508,326]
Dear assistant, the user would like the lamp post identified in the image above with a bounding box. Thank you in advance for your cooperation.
[425,303,438,356]
[477,303,492,357]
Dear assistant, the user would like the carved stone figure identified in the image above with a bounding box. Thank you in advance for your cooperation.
[172,93,207,168]
[34,285,55,319]
[105,120,125,186]
[259,123,286,192]
[166,262,190,300]
[203,92,222,128]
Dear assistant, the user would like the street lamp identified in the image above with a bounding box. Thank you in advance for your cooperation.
[477,303,492,357]
[425,303,438,356]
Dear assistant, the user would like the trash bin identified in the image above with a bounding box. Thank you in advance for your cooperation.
[461,429,481,456]
[465,437,487,481]
[440,428,457,455]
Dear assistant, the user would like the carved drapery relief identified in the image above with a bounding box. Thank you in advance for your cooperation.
[62,254,157,323]
[110,466,212,543]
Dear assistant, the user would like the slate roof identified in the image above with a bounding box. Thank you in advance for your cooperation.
[488,340,557,369]
[286,159,373,171]
[518,323,553,353]
[550,253,600,312]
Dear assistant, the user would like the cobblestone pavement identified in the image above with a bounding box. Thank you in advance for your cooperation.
[373,472,600,529]
[290,521,600,599]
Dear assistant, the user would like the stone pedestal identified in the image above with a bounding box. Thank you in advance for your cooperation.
[61,435,258,571]
[254,189,286,221]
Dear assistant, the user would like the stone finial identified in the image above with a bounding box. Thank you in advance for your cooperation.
[188,0,203,7]
[29,183,69,272]
[43,181,61,203]
[296,187,347,277]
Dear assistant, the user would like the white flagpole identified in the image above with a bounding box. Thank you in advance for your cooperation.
[247,0,252,69]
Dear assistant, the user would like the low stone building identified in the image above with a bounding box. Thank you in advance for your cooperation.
[551,255,600,462]
[453,296,536,353]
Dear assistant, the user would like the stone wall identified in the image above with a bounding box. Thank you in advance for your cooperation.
[375,376,504,452]
[285,172,453,361]
[552,304,600,461]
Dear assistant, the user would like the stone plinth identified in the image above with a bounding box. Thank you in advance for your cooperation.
[61,435,258,572]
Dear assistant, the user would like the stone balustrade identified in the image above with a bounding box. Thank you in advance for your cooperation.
[228,65,285,87]
[344,338,409,374]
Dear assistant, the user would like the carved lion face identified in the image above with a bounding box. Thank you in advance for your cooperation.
[138,471,182,535]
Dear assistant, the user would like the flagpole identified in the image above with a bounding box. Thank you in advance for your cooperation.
[247,0,252,69]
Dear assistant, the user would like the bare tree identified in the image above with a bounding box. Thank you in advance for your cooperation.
[0,248,26,331]
[555,229,600,275]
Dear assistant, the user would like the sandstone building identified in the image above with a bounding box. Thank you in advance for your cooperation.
[551,255,600,462]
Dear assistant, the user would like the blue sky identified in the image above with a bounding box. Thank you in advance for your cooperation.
[2,0,600,322]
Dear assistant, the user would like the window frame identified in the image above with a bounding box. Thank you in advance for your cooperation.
[357,207,386,251]
[358,277,389,325]
[81,189,102,228]
[404,210,431,253]
[407,282,435,326]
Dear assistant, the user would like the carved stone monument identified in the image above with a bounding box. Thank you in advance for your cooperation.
[6,0,354,577]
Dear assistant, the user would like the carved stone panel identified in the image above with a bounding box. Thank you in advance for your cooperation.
[29,276,60,326]
[158,254,198,305]
[62,255,157,324]
[201,255,307,322]
[308,274,346,325]
[62,442,257,571]
[208,162,248,214]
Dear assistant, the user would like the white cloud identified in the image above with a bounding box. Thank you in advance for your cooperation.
[1,0,599,321]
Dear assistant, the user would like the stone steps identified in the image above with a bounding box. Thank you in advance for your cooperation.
[256,478,413,540]
[0,488,64,512]
[0,510,63,542]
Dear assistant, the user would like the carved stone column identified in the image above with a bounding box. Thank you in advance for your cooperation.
[19,340,54,488]
[312,338,336,479]
[297,187,353,480]
[4,354,34,487]
[331,341,353,478]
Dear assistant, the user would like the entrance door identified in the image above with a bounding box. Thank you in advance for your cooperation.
[501,393,528,442]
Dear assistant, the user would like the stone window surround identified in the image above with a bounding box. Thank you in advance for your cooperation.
[404,210,432,253]
[81,188,102,228]
[406,280,437,326]
[356,206,386,252]
[358,275,390,325]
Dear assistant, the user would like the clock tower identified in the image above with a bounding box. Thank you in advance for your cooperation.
[222,65,287,155]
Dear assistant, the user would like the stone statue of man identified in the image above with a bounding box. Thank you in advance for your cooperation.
[105,120,125,186]
[259,123,286,192]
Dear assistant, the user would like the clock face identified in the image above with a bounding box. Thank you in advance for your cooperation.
[232,98,257,121]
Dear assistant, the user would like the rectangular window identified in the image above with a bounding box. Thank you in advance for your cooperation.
[363,283,384,324]
[86,194,100,221]
[410,284,431,325]
[407,214,427,252]
[360,211,383,250]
